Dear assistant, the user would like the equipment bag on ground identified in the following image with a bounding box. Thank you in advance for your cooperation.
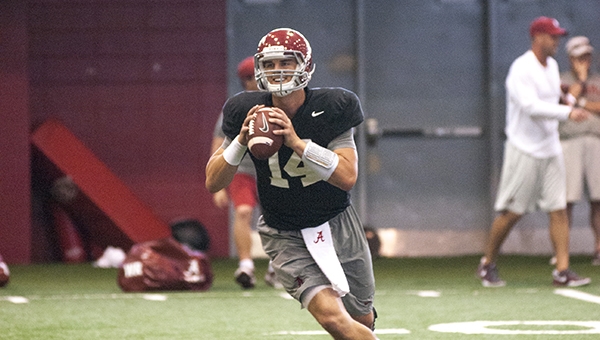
[117,237,212,292]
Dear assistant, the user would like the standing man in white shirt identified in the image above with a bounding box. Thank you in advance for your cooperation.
[477,16,592,287]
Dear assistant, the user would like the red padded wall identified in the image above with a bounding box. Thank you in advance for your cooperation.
[27,0,229,258]
[0,1,31,264]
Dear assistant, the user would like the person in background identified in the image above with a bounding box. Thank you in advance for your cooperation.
[477,17,592,287]
[559,36,600,265]
[211,56,281,289]
[206,28,377,339]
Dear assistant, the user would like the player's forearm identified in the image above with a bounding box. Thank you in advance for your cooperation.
[206,135,250,192]
[299,142,357,192]
[205,151,238,193]
[327,148,358,191]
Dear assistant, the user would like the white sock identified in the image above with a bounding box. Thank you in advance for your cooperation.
[239,259,254,271]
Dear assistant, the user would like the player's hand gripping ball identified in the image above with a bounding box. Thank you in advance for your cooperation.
[248,107,283,160]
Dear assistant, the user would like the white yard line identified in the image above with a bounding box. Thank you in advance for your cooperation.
[142,294,167,301]
[429,320,600,335]
[0,290,290,304]
[415,290,441,297]
[554,289,600,304]
[2,296,29,304]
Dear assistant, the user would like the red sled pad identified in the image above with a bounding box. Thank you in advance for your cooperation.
[31,119,171,252]
[118,237,213,292]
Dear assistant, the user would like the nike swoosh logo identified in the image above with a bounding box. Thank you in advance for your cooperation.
[311,111,324,117]
[259,112,269,133]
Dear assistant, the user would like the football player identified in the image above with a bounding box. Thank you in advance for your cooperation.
[206,28,377,339]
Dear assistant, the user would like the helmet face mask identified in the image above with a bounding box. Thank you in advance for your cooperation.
[255,28,314,97]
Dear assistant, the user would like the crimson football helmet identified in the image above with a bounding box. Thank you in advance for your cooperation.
[255,28,315,97]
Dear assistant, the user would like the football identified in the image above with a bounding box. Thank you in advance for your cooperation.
[248,107,283,160]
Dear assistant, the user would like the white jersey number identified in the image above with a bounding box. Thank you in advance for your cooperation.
[268,140,320,188]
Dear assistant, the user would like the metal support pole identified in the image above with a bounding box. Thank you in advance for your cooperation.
[355,0,369,224]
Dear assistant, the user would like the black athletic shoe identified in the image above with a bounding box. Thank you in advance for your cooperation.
[552,269,591,287]
[476,259,506,287]
[234,267,256,289]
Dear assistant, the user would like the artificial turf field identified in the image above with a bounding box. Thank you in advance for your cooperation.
[1,255,600,339]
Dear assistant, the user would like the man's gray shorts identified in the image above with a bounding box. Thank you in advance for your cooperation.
[258,205,375,316]
[494,142,566,214]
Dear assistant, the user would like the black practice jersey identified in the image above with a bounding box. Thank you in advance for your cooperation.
[221,87,364,231]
